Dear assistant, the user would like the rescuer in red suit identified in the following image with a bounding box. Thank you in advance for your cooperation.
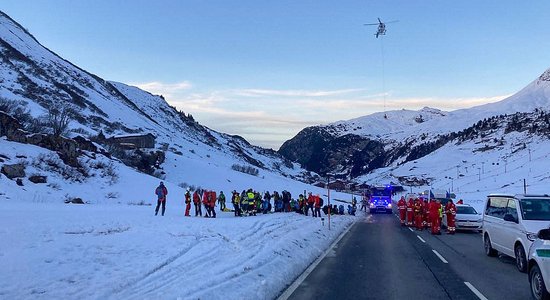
[422,198,430,229]
[406,198,414,227]
[414,198,424,230]
[397,196,407,225]
[429,199,442,235]
[445,199,457,234]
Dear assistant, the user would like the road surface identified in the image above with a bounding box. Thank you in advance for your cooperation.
[283,211,530,300]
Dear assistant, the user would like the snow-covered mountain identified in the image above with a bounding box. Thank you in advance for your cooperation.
[0,10,321,204]
[279,67,550,190]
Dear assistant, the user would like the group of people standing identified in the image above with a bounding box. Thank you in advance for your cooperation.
[230,190,327,217]
[397,196,457,235]
[153,182,358,218]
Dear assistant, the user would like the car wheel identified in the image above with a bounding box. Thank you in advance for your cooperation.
[484,234,497,257]
[530,264,550,300]
[515,244,527,273]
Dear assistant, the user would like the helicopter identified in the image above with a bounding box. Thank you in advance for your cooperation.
[364,18,399,38]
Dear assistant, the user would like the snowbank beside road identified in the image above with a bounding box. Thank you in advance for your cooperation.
[0,202,355,299]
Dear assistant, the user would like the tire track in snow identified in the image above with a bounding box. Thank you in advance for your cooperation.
[114,215,300,299]
[105,241,198,299]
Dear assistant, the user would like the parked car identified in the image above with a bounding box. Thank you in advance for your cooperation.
[528,228,550,300]
[442,204,482,232]
[482,194,550,273]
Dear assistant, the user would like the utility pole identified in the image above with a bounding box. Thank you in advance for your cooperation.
[478,168,481,181]
[481,162,485,174]
[327,174,331,230]
[523,179,527,194]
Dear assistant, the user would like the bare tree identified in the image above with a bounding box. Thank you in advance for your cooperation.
[0,97,19,114]
[45,102,75,137]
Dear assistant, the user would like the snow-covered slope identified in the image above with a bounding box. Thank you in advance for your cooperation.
[280,67,550,181]
[326,68,550,142]
[1,10,356,299]
[0,9,316,202]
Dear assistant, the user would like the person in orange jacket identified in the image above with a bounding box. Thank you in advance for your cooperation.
[209,191,217,218]
[406,198,414,227]
[184,189,191,217]
[429,199,442,235]
[314,195,323,217]
[445,199,457,234]
[414,198,424,230]
[397,196,407,226]
[307,192,315,217]
[202,190,211,217]
[423,198,430,229]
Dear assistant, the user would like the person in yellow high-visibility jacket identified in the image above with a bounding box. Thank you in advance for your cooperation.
[247,190,255,216]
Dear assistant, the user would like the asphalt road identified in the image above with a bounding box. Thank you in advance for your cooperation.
[283,211,531,300]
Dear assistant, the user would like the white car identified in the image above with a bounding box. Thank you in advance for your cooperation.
[528,228,550,300]
[483,194,550,273]
[443,204,482,232]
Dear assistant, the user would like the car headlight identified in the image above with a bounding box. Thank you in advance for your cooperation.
[387,203,392,208]
[370,203,374,207]
[526,232,537,242]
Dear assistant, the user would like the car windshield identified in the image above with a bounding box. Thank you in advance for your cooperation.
[519,198,550,221]
[371,189,391,197]
[457,206,478,214]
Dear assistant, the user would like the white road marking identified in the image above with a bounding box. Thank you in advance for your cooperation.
[408,227,414,232]
[417,235,426,243]
[277,221,355,300]
[464,282,489,300]
[432,249,448,263]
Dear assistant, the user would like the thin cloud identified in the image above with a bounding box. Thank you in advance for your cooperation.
[131,81,193,97]
[233,88,367,98]
[136,81,510,148]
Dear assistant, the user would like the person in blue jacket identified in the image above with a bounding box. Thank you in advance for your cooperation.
[347,205,356,216]
[338,204,345,215]
[262,196,270,214]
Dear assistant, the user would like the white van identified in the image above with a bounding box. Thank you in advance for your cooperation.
[482,194,550,273]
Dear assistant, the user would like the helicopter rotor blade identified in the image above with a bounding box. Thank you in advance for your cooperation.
[378,17,382,24]
[364,23,378,26]
[384,20,399,24]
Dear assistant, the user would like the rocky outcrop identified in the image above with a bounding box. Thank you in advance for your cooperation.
[278,126,386,177]
[0,111,101,167]
[29,175,47,184]
[0,111,25,140]
[26,134,80,166]
[1,163,25,179]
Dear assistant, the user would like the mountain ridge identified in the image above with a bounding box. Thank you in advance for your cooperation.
[279,68,550,182]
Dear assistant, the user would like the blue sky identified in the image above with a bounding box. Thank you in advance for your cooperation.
[3,1,550,149]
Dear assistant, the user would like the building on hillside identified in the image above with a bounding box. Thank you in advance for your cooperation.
[109,133,156,149]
